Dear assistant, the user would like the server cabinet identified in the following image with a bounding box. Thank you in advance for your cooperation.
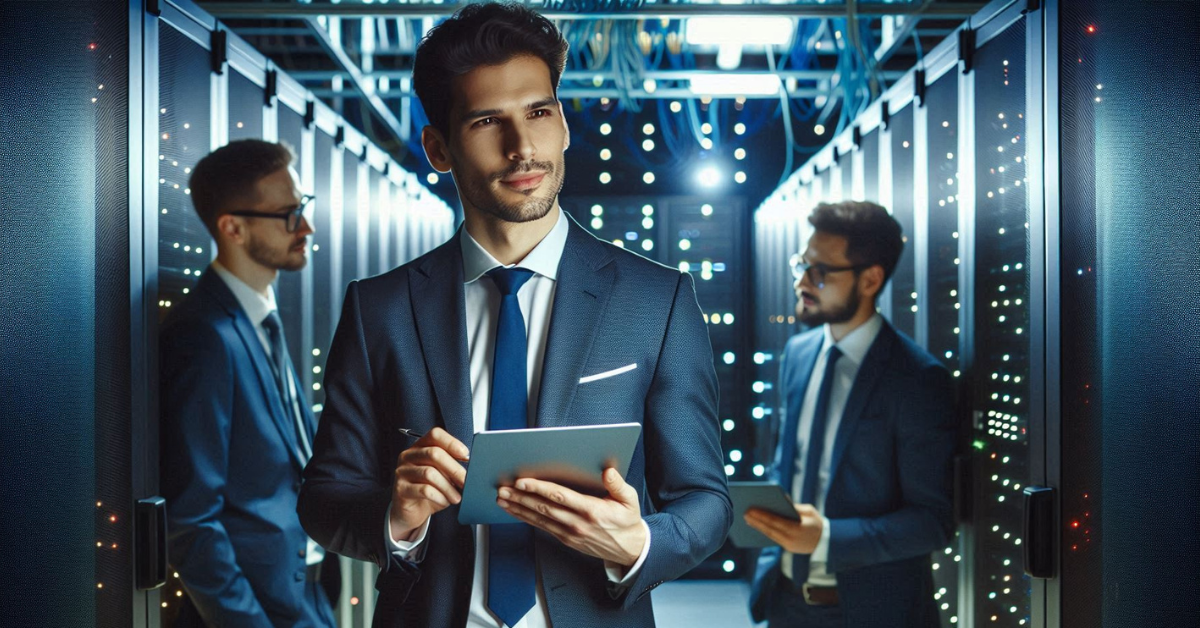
[861,128,881,206]
[923,62,966,628]
[368,168,385,276]
[888,103,918,339]
[310,130,337,415]
[965,12,1041,627]
[227,72,264,142]
[1052,0,1200,625]
[156,24,214,328]
[276,103,309,390]
[1,2,136,625]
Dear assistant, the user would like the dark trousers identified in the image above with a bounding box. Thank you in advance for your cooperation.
[766,576,845,628]
[174,569,336,628]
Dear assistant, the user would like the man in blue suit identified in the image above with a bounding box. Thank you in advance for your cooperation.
[746,201,957,627]
[160,140,337,627]
[297,4,731,627]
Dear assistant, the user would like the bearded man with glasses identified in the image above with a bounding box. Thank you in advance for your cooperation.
[746,201,958,628]
[159,139,338,627]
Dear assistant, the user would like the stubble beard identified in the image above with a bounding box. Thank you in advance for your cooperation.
[459,158,565,224]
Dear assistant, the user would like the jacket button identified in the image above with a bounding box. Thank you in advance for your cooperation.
[293,482,301,492]
[294,571,305,582]
[299,549,306,558]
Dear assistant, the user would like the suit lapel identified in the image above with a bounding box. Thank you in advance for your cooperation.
[827,321,896,491]
[779,333,823,494]
[409,235,475,447]
[200,270,306,470]
[535,216,616,428]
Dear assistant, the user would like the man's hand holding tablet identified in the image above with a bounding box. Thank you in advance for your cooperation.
[499,468,647,568]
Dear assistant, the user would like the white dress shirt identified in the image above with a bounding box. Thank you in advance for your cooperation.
[210,261,324,567]
[782,313,883,586]
[385,208,651,628]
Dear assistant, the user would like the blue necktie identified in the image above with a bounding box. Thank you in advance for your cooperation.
[262,311,312,461]
[485,267,536,627]
[792,345,841,579]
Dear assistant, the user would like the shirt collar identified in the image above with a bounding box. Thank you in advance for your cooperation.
[211,260,277,326]
[460,207,569,284]
[822,312,884,366]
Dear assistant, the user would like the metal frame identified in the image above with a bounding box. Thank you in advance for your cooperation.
[199,1,989,19]
[877,98,895,322]
[1020,1,1050,626]
[130,0,158,624]
[954,11,979,624]
[1039,2,1062,626]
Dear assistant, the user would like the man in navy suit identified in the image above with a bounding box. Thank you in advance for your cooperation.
[297,4,731,627]
[746,201,957,627]
[160,140,337,627]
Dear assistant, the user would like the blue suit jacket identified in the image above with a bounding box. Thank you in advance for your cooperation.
[160,269,331,627]
[298,214,732,627]
[749,320,957,627]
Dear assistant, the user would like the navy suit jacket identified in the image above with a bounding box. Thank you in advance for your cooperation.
[161,269,331,627]
[298,214,732,627]
[750,320,957,627]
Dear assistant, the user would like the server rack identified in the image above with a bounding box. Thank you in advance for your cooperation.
[751,2,1049,625]
[140,1,456,624]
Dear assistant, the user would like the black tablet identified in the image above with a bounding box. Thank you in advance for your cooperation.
[727,481,799,548]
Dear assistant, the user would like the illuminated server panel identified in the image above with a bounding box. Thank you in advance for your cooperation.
[752,182,808,468]
[157,27,214,326]
[969,17,1033,627]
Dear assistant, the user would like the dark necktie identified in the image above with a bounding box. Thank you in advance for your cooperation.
[485,267,536,627]
[791,344,842,579]
[262,311,312,461]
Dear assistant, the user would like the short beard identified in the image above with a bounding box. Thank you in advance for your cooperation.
[459,159,564,224]
[247,233,306,272]
[798,282,861,327]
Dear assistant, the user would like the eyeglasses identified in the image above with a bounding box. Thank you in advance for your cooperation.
[788,253,869,289]
[228,194,316,233]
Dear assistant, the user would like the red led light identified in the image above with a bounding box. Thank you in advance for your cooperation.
[1071,520,1080,528]
[88,43,98,50]
[1086,25,1097,34]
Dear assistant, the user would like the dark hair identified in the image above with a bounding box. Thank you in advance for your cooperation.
[188,139,294,238]
[808,201,905,283]
[412,2,568,138]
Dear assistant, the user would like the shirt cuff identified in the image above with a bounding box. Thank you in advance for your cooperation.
[811,515,832,562]
[385,502,430,563]
[604,520,651,586]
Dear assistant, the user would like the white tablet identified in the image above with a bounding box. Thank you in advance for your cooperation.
[458,423,643,525]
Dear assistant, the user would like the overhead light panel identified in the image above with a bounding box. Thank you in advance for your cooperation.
[689,74,781,96]
[685,17,795,47]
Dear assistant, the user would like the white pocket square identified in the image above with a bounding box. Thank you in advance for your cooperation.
[579,363,638,384]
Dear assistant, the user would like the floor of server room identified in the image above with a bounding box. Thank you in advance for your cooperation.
[652,581,762,628]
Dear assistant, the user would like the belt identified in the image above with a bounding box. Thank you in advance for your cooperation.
[801,583,839,606]
[306,561,322,582]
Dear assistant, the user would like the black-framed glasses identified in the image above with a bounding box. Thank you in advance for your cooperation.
[788,253,869,289]
[228,194,316,233]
